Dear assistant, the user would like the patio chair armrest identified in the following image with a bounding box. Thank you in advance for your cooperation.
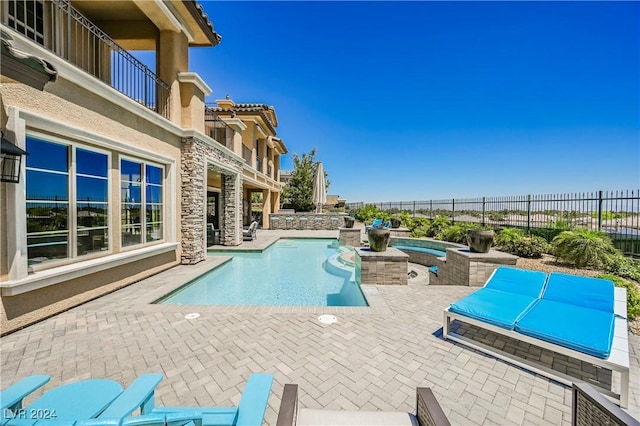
[416,388,450,426]
[98,374,163,418]
[235,374,273,426]
[572,382,640,426]
[1,375,51,412]
[275,384,298,426]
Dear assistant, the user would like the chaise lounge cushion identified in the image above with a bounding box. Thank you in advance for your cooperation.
[449,267,547,330]
[515,273,616,359]
[514,299,615,358]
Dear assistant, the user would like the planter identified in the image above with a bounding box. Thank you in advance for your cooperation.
[344,216,355,228]
[368,227,391,252]
[390,217,402,229]
[467,229,495,253]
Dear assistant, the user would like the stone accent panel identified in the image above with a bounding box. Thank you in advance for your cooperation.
[356,247,409,286]
[181,136,243,264]
[339,228,362,247]
[269,213,346,230]
[430,248,518,286]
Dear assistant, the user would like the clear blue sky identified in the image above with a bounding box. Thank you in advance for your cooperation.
[188,1,639,203]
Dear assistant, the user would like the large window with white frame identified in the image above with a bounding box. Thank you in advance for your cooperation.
[121,158,163,247]
[26,136,109,265]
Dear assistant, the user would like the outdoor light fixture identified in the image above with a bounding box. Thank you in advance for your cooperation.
[0,131,27,183]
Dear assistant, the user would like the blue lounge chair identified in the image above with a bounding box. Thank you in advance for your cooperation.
[365,218,382,232]
[444,269,631,408]
[447,267,547,329]
[382,220,391,229]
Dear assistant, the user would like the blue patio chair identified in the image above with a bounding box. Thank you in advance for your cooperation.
[365,218,383,232]
[382,220,391,229]
[1,375,51,421]
[89,373,272,426]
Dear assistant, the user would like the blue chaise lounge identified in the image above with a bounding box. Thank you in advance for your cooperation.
[443,267,630,408]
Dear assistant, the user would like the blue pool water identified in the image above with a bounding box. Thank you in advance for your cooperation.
[158,239,367,307]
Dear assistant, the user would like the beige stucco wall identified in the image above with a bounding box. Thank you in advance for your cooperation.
[0,77,184,333]
[0,249,178,335]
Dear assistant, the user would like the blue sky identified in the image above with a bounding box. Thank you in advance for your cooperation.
[187,1,639,203]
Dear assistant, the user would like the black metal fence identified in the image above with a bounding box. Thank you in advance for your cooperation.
[347,190,640,256]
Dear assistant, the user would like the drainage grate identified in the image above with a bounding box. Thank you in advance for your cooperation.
[317,315,338,324]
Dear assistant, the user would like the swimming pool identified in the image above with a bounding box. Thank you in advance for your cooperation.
[158,239,367,307]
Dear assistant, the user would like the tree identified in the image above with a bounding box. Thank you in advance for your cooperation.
[281,148,330,212]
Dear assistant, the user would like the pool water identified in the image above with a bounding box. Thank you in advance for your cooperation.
[158,239,367,307]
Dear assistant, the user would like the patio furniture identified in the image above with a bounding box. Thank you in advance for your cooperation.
[243,221,258,241]
[97,373,272,426]
[382,220,391,229]
[1,375,50,419]
[3,378,124,425]
[443,270,630,408]
[365,218,383,232]
[572,381,640,426]
[275,384,450,426]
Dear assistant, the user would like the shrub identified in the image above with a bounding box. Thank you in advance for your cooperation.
[354,204,388,223]
[606,254,640,282]
[597,274,640,320]
[435,224,468,243]
[488,211,506,222]
[494,228,525,253]
[552,229,617,268]
[512,236,550,258]
[426,216,451,237]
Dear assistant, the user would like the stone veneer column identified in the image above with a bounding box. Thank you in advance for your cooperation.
[181,137,206,264]
[222,173,242,245]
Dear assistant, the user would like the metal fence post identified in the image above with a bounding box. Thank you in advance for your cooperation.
[527,194,531,233]
[452,199,455,224]
[597,190,603,231]
[482,197,486,226]
[413,201,416,217]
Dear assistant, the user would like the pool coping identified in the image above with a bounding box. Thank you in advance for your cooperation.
[123,237,393,315]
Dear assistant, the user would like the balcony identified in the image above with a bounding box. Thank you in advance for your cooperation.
[1,0,171,119]
[242,145,252,165]
[204,110,235,150]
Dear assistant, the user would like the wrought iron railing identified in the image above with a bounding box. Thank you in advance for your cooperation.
[1,0,171,119]
[242,145,252,165]
[347,189,640,256]
[204,110,234,150]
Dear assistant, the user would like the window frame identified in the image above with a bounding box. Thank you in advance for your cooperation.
[119,154,165,250]
[4,0,46,46]
[25,132,112,271]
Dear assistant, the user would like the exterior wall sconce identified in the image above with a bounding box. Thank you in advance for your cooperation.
[1,131,28,183]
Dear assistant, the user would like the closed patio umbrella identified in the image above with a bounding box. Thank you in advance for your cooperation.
[312,162,327,213]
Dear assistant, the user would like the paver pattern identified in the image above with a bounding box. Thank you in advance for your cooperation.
[1,230,638,425]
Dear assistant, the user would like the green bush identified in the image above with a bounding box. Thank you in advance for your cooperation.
[354,204,388,224]
[529,227,566,243]
[488,211,506,222]
[435,224,468,244]
[494,228,525,253]
[426,216,451,237]
[512,236,550,258]
[552,229,617,268]
[597,274,640,320]
[606,254,640,282]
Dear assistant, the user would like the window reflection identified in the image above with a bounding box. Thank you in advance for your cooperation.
[122,160,163,247]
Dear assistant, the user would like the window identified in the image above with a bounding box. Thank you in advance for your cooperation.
[26,137,110,265]
[121,159,163,247]
[6,0,45,45]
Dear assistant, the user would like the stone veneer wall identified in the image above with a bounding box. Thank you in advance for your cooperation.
[269,213,346,230]
[430,248,518,286]
[181,136,243,264]
[355,247,409,285]
[339,228,362,247]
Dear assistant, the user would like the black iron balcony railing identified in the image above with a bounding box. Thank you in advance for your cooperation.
[1,0,171,119]
[242,145,252,165]
[204,110,235,150]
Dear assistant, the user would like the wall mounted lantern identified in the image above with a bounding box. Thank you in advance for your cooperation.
[1,131,28,183]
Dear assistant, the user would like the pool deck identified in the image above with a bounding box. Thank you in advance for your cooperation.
[1,229,639,425]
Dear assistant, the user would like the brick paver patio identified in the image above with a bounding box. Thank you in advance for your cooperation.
[1,230,638,425]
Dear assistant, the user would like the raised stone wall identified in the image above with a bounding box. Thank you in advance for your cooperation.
[269,213,346,230]
[339,228,362,247]
[430,248,518,286]
[355,247,409,285]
